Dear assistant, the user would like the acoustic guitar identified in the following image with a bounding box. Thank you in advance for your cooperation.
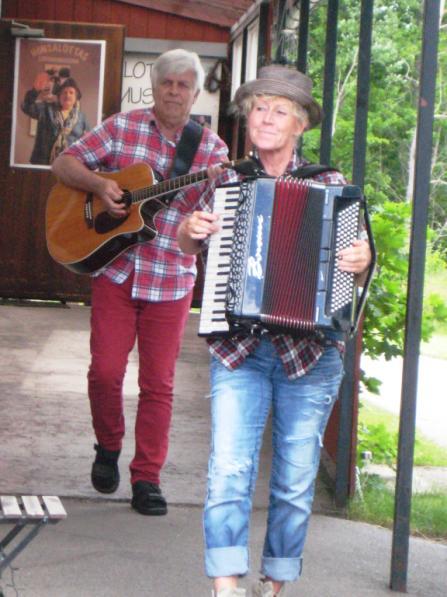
[46,158,255,275]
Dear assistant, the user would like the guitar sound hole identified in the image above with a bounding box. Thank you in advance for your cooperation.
[95,211,129,234]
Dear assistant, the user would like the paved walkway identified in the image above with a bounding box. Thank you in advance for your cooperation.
[0,302,446,596]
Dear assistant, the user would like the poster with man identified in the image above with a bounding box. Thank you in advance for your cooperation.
[10,38,105,169]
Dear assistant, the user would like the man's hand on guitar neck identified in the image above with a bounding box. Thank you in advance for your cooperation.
[207,163,225,181]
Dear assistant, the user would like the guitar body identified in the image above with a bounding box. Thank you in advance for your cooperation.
[46,156,255,275]
[46,163,165,274]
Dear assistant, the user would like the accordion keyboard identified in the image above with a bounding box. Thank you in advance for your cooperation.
[198,185,240,335]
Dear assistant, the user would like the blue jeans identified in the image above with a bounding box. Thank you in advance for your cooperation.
[203,336,344,581]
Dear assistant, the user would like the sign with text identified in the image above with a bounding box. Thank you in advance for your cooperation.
[121,53,221,132]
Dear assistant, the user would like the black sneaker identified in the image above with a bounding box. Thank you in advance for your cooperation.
[131,481,167,516]
[91,444,120,494]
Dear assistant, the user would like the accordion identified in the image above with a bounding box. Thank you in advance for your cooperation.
[198,177,375,337]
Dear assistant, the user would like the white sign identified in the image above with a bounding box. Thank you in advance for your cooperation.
[121,53,221,132]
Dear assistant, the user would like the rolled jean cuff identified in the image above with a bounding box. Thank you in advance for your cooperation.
[205,546,249,578]
[261,556,303,581]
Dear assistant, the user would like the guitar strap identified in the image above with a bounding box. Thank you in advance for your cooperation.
[141,119,204,218]
[170,118,204,179]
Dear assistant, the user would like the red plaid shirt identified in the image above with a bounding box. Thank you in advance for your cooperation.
[64,108,230,301]
[207,153,346,380]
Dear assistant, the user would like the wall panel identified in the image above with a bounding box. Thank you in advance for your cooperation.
[0,20,125,302]
[2,0,230,42]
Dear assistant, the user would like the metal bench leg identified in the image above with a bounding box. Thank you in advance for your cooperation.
[0,520,47,575]
[0,520,27,551]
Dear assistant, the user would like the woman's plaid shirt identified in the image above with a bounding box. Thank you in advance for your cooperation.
[207,154,346,380]
[64,108,229,302]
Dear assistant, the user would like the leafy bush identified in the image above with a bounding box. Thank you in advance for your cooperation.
[301,0,447,369]
[357,421,398,469]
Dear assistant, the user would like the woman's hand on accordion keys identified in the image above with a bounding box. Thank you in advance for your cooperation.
[337,239,372,285]
[177,210,220,255]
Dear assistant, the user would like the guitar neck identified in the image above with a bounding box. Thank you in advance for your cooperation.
[127,156,254,206]
[131,169,210,205]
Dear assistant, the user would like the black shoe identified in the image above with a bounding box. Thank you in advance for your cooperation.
[131,481,167,516]
[91,443,120,494]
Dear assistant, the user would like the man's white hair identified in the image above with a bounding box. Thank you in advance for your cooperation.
[151,48,205,92]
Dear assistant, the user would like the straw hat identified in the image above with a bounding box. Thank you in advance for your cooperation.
[234,64,323,129]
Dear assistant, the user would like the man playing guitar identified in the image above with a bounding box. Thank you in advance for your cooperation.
[52,48,230,516]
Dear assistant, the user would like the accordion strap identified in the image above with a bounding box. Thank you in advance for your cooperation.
[290,163,339,179]
[245,154,338,180]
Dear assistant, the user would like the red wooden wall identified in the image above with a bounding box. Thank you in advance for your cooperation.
[1,1,233,305]
[1,0,231,42]
[0,20,125,302]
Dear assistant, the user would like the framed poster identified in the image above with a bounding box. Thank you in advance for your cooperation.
[10,38,106,169]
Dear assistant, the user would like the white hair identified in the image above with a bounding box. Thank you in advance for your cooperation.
[151,48,205,92]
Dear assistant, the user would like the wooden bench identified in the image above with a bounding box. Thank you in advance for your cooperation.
[0,495,67,575]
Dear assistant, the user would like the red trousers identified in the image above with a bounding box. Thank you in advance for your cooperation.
[88,274,192,485]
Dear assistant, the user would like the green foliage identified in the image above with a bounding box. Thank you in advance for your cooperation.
[362,202,410,360]
[410,492,447,540]
[357,421,398,469]
[348,474,447,540]
[413,436,447,468]
[361,373,382,395]
[422,293,447,340]
[349,475,395,528]
[297,0,447,365]
[355,400,447,538]
[357,402,447,467]
[423,268,447,340]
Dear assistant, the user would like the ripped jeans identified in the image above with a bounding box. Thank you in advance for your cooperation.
[203,336,344,581]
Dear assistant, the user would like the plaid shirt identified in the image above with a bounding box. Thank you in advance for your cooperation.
[207,152,346,380]
[64,108,229,301]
